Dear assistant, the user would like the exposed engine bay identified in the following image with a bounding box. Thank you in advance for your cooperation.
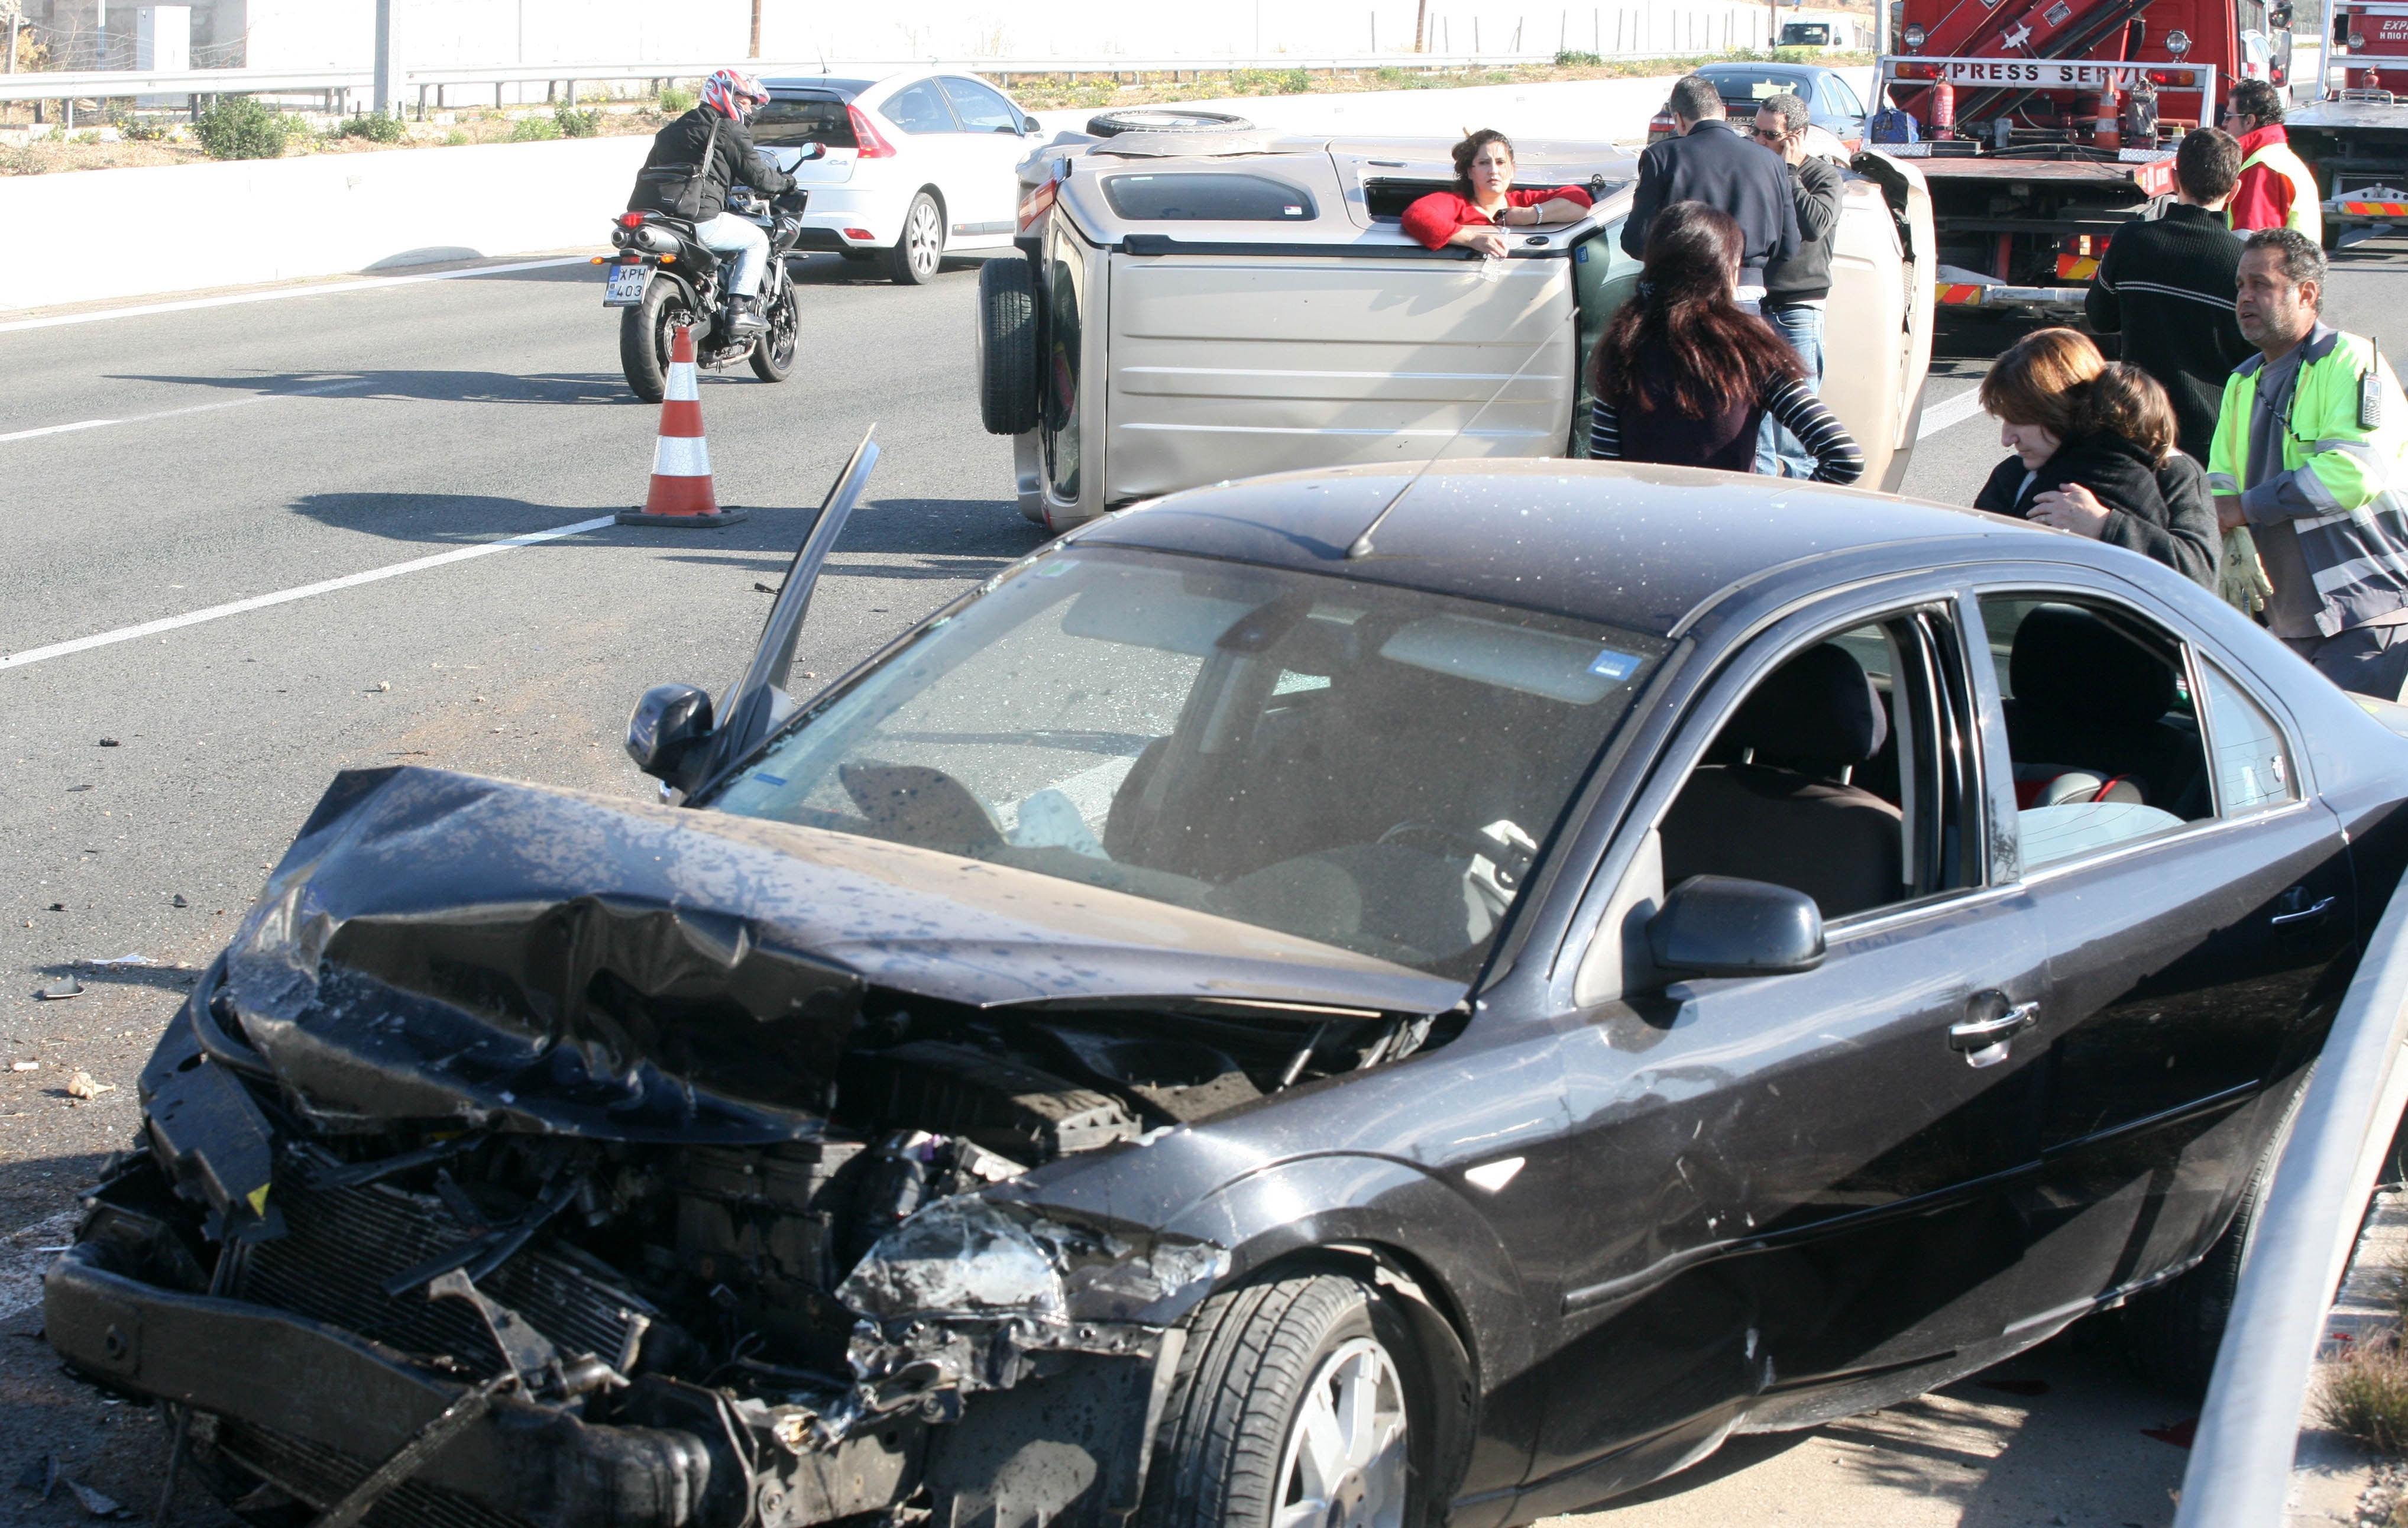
[46,770,1458,1528]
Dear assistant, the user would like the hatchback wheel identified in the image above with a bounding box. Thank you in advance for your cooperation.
[887,193,944,285]
[1141,1272,1428,1528]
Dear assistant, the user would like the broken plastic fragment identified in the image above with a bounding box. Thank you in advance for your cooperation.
[10,1061,38,1072]
[171,895,189,908]
[87,954,154,967]
[37,979,81,1001]
[64,1478,124,1517]
[837,1198,1066,1324]
[97,739,119,749]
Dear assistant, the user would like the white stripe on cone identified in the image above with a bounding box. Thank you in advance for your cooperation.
[653,433,711,477]
[665,361,700,403]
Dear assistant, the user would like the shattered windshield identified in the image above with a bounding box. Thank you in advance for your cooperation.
[711,549,1663,976]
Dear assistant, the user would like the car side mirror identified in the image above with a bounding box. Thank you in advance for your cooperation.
[1022,114,1042,134]
[1646,875,1826,977]
[626,682,714,782]
[799,142,827,160]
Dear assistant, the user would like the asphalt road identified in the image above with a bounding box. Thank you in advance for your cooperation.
[8,232,2408,1525]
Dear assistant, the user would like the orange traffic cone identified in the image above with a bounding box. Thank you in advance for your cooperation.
[617,323,747,528]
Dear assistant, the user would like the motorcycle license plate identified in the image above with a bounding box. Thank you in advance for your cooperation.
[603,265,651,307]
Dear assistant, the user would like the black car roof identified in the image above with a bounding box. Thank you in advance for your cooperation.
[1067,460,2063,639]
[762,76,875,98]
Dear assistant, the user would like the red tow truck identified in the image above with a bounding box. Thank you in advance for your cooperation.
[2291,5,2408,246]
[1876,0,2288,313]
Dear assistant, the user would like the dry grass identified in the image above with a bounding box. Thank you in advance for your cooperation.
[2319,1338,2408,1454]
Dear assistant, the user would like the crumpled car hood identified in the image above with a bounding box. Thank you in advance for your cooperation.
[221,767,1461,1140]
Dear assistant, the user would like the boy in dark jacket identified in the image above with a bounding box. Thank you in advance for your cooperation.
[2086,128,2255,466]
[630,69,796,336]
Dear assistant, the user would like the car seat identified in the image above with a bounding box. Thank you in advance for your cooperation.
[2002,604,2207,818]
[1661,643,1906,920]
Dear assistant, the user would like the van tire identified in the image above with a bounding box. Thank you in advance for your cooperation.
[978,257,1041,436]
[1085,108,1255,137]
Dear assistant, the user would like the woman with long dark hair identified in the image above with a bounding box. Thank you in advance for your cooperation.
[1587,200,1862,482]
[1401,129,1594,255]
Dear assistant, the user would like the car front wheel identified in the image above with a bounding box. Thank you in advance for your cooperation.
[888,192,944,284]
[1142,1272,1427,1528]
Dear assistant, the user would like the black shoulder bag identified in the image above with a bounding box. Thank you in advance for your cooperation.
[629,114,723,220]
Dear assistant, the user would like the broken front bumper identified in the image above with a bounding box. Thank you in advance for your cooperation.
[44,1245,920,1528]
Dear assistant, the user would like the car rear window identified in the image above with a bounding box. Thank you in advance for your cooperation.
[1714,72,1811,103]
[1102,173,1318,222]
[755,96,856,148]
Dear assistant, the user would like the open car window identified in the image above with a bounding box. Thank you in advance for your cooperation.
[710,549,1666,976]
[1655,604,1978,925]
[1976,595,2218,871]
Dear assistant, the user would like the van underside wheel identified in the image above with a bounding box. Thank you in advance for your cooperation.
[1086,108,1256,137]
[888,192,944,284]
[1141,1272,1428,1528]
[977,257,1040,435]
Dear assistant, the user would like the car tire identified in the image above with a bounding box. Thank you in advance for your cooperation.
[2112,1068,2312,1394]
[977,257,1040,435]
[1141,1271,1431,1528]
[1086,108,1256,137]
[620,275,694,404]
[887,192,944,285]
[749,273,800,383]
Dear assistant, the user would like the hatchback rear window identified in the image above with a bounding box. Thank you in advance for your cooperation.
[1102,173,1317,222]
[755,96,856,148]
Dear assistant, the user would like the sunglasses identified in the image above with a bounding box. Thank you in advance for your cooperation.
[1753,127,1792,143]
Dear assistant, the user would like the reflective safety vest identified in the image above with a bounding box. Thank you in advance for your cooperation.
[2228,137,2324,244]
[2208,328,2408,636]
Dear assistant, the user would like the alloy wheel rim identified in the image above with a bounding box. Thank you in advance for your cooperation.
[909,201,940,275]
[655,300,688,369]
[769,291,798,367]
[1272,1336,1408,1528]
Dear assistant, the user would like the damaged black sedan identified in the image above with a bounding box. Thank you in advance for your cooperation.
[48,442,2408,1528]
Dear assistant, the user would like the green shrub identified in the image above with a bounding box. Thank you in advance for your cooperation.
[1282,67,1312,92]
[659,86,695,114]
[194,95,294,160]
[555,102,603,137]
[117,116,170,141]
[330,109,407,143]
[1555,48,1604,65]
[509,114,562,141]
[444,129,470,145]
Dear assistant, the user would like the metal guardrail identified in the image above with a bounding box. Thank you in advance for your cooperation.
[0,46,1766,108]
[2174,879,2408,1527]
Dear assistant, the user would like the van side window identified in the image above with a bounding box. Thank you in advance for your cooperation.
[1976,595,2212,870]
[1103,173,1318,222]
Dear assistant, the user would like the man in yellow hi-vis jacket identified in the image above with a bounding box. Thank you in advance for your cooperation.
[2210,227,2408,699]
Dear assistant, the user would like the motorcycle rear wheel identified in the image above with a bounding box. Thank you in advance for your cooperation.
[749,277,799,383]
[620,277,696,403]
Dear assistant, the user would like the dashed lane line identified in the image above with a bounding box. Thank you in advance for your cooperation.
[1,516,618,672]
[0,377,376,445]
[0,255,592,336]
[1917,386,1989,439]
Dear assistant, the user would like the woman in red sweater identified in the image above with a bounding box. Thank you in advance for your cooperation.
[1400,129,1593,254]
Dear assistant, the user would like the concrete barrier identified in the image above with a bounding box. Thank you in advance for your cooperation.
[0,134,652,312]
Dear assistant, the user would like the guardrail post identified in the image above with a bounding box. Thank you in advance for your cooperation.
[371,0,396,116]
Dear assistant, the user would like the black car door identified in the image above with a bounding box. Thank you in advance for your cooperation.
[1964,585,2357,1323]
[1509,591,2057,1516]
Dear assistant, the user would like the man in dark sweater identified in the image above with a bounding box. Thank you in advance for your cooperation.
[1621,73,1799,310]
[1752,92,1846,475]
[2086,128,2255,465]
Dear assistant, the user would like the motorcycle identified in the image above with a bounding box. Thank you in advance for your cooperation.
[604,183,805,403]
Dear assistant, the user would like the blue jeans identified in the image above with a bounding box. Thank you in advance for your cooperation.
[693,211,768,296]
[1754,303,1826,477]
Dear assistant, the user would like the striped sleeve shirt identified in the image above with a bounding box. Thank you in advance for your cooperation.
[1588,375,1865,484]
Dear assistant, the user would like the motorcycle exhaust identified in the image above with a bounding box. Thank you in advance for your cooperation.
[610,223,682,255]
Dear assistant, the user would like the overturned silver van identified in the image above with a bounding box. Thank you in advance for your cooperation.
[975,128,1936,532]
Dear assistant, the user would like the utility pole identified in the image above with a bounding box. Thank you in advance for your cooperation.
[749,0,762,58]
[1415,0,1428,50]
[373,0,397,116]
[1769,0,1778,49]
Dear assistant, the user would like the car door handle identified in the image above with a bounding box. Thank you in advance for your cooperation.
[1949,998,2038,1068]
[2271,895,2337,927]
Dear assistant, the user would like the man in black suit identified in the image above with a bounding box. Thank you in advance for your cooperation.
[1621,73,1800,311]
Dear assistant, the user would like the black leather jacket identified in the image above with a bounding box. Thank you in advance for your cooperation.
[635,106,794,222]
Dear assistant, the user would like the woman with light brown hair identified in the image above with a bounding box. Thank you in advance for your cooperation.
[1972,329,2218,587]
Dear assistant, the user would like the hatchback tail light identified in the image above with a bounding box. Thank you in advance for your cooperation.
[849,104,898,158]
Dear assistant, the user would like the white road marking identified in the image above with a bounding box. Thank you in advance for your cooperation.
[1,378,376,445]
[0,419,115,443]
[0,1209,82,1321]
[1918,386,1991,439]
[0,255,592,336]
[1,516,618,671]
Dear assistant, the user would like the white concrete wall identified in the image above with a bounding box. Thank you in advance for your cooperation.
[0,134,652,310]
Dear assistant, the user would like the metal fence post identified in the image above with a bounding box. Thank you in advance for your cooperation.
[372,0,396,116]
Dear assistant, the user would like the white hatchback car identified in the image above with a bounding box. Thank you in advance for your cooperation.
[755,72,1047,284]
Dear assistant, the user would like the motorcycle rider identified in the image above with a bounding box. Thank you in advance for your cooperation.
[632,68,794,338]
